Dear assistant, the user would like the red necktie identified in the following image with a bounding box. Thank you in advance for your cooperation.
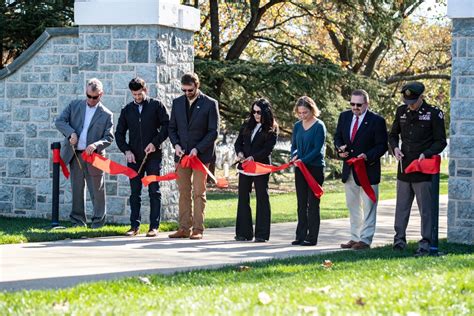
[350,116,359,142]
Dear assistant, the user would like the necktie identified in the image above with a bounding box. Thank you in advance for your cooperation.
[350,116,359,142]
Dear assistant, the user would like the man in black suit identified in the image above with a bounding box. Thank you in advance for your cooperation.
[334,89,388,250]
[168,73,219,240]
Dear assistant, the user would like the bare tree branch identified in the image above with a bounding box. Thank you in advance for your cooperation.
[385,73,451,84]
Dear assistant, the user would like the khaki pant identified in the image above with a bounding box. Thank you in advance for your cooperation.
[176,164,208,232]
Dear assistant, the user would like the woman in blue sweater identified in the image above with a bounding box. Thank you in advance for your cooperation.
[290,96,326,246]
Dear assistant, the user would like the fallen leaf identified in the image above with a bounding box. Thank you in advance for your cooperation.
[355,297,366,306]
[237,265,251,272]
[138,276,151,285]
[321,260,333,268]
[258,291,272,305]
[52,301,69,312]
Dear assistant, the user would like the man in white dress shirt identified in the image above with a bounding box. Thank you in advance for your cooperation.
[55,78,114,228]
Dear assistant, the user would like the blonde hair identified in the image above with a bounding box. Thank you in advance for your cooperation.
[294,96,320,118]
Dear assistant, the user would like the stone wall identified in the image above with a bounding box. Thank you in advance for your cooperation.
[448,19,474,244]
[0,25,195,223]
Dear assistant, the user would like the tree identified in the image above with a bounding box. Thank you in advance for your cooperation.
[1,0,74,69]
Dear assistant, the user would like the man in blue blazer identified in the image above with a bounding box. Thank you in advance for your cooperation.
[334,89,388,250]
[168,73,219,240]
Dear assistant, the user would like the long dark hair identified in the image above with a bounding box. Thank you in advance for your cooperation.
[243,98,278,136]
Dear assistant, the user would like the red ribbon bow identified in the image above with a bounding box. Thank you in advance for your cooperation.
[405,155,441,175]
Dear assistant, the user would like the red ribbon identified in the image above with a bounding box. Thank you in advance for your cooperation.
[405,155,441,175]
[241,160,292,175]
[142,173,179,187]
[52,148,70,179]
[346,157,376,203]
[81,152,138,179]
[294,161,324,199]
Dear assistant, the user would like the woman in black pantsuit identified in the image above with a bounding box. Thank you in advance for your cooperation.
[234,98,278,242]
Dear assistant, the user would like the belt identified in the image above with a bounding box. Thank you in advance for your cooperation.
[75,150,84,154]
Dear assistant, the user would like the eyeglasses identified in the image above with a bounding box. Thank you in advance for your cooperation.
[181,88,195,93]
[350,102,364,108]
[252,110,261,115]
[86,94,100,100]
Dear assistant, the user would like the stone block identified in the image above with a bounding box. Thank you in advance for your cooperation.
[0,202,12,213]
[450,136,474,158]
[34,66,50,72]
[59,83,79,95]
[0,114,10,132]
[4,134,24,147]
[458,39,467,57]
[105,51,127,64]
[15,187,36,210]
[112,26,136,39]
[452,57,474,76]
[136,26,159,39]
[12,108,30,121]
[38,130,60,138]
[450,100,474,120]
[8,159,30,177]
[457,169,473,177]
[128,40,149,63]
[40,73,51,82]
[101,96,125,113]
[458,201,474,220]
[31,108,50,122]
[79,26,106,33]
[34,55,60,65]
[79,52,99,71]
[458,159,474,168]
[21,73,40,82]
[451,77,457,98]
[16,149,24,158]
[37,179,52,195]
[30,84,57,98]
[53,37,73,45]
[85,35,111,50]
[113,73,132,91]
[449,178,472,200]
[151,41,167,64]
[52,67,72,82]
[0,185,13,201]
[459,122,474,135]
[61,55,78,66]
[121,65,135,71]
[25,124,37,137]
[449,159,456,177]
[31,159,50,178]
[6,83,29,98]
[25,139,48,158]
[448,227,473,245]
[106,197,126,215]
[453,19,474,36]
[136,65,157,84]
[112,40,127,50]
[106,182,117,195]
[54,45,77,54]
[457,85,474,98]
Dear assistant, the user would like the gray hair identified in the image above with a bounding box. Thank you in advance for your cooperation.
[87,78,103,92]
[351,89,370,103]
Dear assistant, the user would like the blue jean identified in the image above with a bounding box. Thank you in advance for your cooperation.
[128,159,162,230]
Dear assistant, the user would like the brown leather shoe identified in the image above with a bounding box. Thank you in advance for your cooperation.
[168,228,190,238]
[190,230,203,240]
[340,240,357,249]
[125,227,139,237]
[352,241,370,250]
[146,229,158,237]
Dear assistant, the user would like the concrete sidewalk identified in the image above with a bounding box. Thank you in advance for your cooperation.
[0,196,447,291]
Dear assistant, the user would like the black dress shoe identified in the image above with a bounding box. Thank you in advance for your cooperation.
[291,240,303,245]
[254,237,267,243]
[234,236,252,241]
[301,240,317,246]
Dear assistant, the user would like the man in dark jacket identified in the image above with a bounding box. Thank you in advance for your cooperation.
[115,77,170,237]
[168,73,219,240]
[389,82,447,256]
[334,89,388,250]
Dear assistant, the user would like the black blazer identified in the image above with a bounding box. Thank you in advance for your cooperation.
[115,97,169,161]
[169,92,219,164]
[234,123,278,165]
[334,110,388,185]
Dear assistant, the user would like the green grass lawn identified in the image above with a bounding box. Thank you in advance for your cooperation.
[0,240,472,315]
[0,161,448,244]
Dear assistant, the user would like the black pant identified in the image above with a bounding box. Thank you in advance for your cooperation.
[128,159,162,230]
[235,173,271,240]
[295,166,324,244]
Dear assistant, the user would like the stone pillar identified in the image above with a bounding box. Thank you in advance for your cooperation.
[74,0,199,222]
[447,0,474,244]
